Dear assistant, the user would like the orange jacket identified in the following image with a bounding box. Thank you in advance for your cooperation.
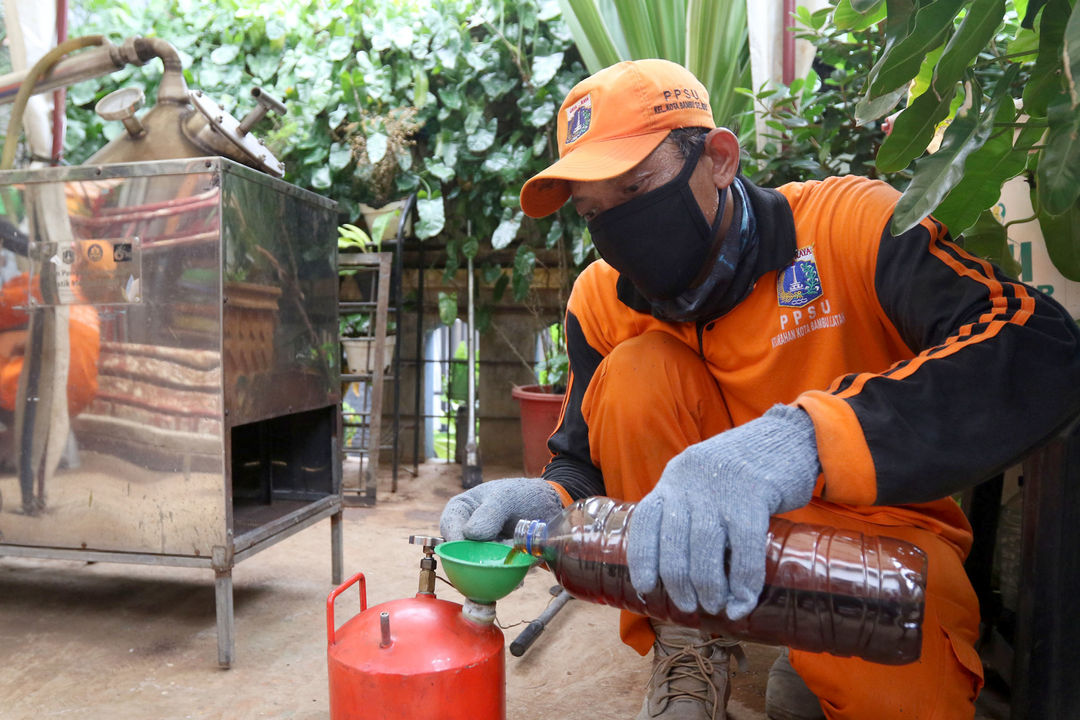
[545,175,1080,552]
[0,272,100,415]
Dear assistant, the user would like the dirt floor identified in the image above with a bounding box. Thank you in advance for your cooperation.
[0,460,782,720]
[0,460,1002,719]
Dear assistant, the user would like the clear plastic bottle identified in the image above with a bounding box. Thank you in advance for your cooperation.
[514,496,928,665]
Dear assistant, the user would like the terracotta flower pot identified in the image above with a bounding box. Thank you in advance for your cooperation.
[511,384,565,477]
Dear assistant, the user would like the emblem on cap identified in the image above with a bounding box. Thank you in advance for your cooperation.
[777,246,823,307]
[565,93,592,144]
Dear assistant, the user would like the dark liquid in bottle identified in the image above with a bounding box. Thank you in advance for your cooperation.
[527,498,927,665]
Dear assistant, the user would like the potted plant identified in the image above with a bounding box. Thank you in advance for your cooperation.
[334,106,422,242]
[511,321,568,477]
[338,224,396,375]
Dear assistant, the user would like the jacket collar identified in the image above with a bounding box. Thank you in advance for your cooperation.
[615,174,797,315]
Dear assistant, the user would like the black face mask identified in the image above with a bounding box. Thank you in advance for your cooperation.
[588,141,726,302]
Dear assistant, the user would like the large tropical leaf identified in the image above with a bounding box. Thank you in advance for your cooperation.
[856,0,916,121]
[1021,0,1070,117]
[1022,0,1048,28]
[851,0,885,12]
[876,83,958,171]
[933,98,1035,234]
[615,1,662,58]
[557,0,622,71]
[687,0,749,125]
[959,208,1019,276]
[867,0,966,97]
[833,0,888,29]
[1037,91,1080,215]
[895,65,1020,234]
[933,0,1006,92]
[1038,197,1080,281]
[855,85,907,125]
[1065,0,1080,107]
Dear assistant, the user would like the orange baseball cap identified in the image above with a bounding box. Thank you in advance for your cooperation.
[519,59,715,218]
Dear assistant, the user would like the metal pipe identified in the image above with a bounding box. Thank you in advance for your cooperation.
[127,36,187,103]
[0,41,119,106]
[413,201,423,475]
[393,192,416,489]
[379,612,392,648]
[467,247,476,453]
[51,0,69,163]
[0,35,188,108]
[2,35,107,171]
[237,87,287,136]
[782,0,796,86]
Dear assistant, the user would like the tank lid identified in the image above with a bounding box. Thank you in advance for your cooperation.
[189,90,284,177]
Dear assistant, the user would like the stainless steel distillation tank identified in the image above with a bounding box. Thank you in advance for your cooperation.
[0,36,342,667]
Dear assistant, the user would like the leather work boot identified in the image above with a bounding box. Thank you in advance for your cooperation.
[765,648,825,720]
[636,621,743,720]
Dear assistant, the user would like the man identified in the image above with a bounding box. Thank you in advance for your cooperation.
[440,59,1080,719]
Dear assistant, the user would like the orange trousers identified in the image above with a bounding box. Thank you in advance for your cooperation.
[579,331,983,720]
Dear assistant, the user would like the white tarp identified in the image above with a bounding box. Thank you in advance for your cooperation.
[746,0,829,152]
[3,0,58,158]
[999,177,1080,318]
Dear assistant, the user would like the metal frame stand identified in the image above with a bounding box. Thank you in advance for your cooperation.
[0,497,343,667]
[339,252,393,505]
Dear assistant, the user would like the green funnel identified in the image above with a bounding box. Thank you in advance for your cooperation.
[435,540,536,603]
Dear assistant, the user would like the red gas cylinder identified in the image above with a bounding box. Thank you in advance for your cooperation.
[327,567,505,719]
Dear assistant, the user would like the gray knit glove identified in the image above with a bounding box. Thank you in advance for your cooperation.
[627,404,820,620]
[440,477,564,542]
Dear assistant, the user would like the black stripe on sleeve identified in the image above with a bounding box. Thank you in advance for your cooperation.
[542,309,606,499]
[854,219,1080,504]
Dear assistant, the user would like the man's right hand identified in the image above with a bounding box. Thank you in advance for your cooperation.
[439,478,565,542]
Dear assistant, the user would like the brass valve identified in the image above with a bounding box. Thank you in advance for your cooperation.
[408,535,442,595]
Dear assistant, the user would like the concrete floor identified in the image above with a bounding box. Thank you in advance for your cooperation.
[0,460,1002,719]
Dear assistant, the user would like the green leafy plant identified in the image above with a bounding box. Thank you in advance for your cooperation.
[339,311,397,339]
[739,5,909,188]
[333,105,423,208]
[846,0,1080,279]
[338,312,370,339]
[65,0,591,311]
[338,223,378,253]
[535,320,568,391]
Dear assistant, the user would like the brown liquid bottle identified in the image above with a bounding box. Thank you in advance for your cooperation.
[513,497,928,665]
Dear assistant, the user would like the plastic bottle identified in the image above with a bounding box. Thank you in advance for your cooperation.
[513,497,928,665]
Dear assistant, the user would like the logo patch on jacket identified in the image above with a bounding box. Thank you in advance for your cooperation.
[777,246,823,307]
[565,94,592,144]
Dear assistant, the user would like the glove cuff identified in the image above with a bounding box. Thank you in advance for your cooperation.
[546,481,573,507]
[721,404,819,512]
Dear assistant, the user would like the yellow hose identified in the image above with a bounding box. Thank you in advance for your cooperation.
[1,34,105,170]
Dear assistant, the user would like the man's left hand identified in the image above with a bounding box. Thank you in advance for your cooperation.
[626,404,820,620]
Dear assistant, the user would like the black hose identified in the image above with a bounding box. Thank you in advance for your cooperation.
[510,588,573,657]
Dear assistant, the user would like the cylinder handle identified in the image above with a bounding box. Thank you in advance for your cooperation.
[326,571,367,647]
